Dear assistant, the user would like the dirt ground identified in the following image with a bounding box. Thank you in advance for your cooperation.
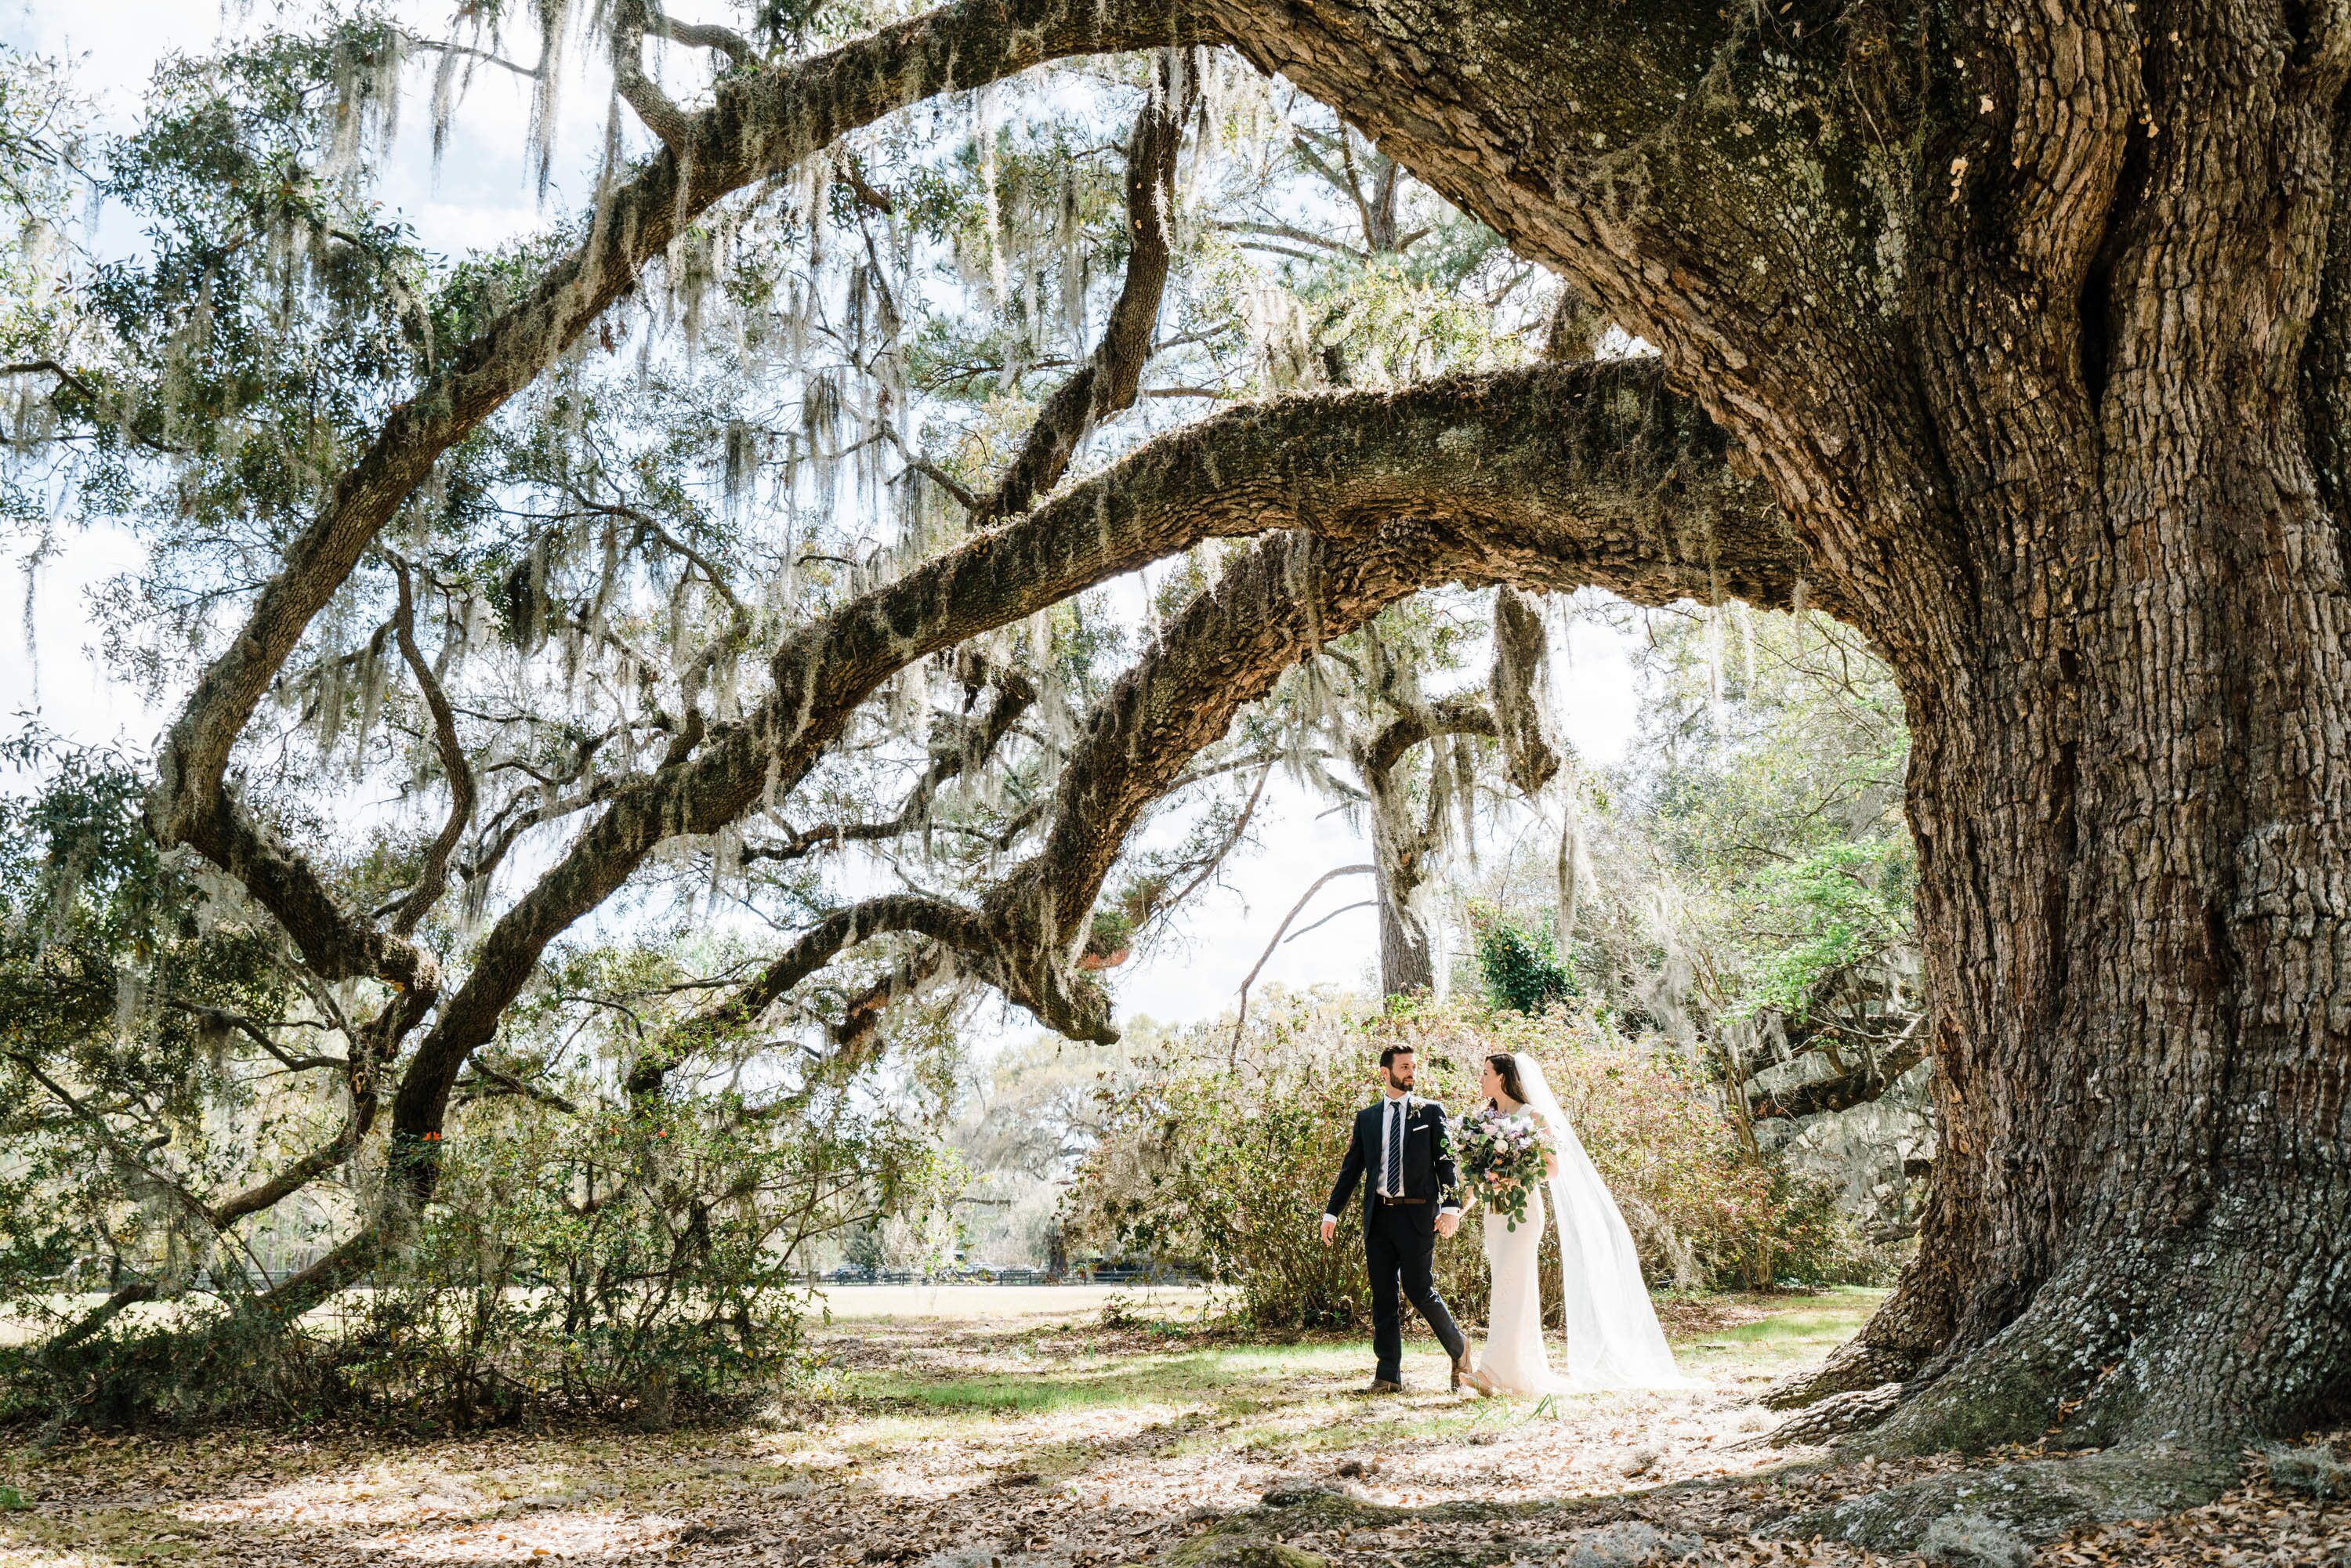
[2,1287,2342,1567]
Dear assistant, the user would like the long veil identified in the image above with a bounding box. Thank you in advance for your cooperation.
[1512,1052,1696,1390]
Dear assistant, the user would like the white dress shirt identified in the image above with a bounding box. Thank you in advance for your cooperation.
[1324,1088,1460,1224]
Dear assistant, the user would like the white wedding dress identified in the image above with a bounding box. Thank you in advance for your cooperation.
[1475,1053,1696,1394]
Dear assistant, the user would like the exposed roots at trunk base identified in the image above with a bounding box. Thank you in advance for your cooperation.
[1763,1342,1928,1411]
[1766,1382,1911,1448]
[1773,1444,2240,1559]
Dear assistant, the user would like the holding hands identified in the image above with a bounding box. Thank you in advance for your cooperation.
[1319,1211,1458,1243]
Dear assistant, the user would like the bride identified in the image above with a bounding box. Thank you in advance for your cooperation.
[1471,1051,1694,1395]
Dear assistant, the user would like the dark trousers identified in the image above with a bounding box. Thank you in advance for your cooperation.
[1364,1202,1465,1382]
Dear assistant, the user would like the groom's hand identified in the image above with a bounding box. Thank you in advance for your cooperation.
[1435,1210,1461,1239]
[1319,1215,1338,1247]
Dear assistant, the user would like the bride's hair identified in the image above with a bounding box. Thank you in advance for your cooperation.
[1486,1052,1529,1106]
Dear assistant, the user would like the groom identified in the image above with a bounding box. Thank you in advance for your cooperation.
[1320,1044,1486,1394]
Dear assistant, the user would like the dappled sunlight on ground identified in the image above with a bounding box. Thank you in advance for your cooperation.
[3,1288,2343,1566]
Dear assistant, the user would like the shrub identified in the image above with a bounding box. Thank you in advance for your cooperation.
[330,1083,954,1429]
[1468,903,1577,1015]
[6,1061,957,1432]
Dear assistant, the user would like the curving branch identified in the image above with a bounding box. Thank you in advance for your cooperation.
[1360,696,1499,777]
[964,52,1193,527]
[1233,864,1377,1044]
[610,0,695,151]
[647,5,755,67]
[422,359,1791,1095]
[389,560,475,937]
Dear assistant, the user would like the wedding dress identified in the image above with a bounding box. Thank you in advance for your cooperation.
[1476,1052,1695,1394]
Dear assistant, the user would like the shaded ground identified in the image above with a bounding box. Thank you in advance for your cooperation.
[2,1287,2342,1566]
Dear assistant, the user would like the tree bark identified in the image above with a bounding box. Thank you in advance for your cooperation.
[1373,861,1437,1000]
[1357,701,1497,999]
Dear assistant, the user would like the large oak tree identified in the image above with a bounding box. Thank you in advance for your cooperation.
[9,0,2348,1548]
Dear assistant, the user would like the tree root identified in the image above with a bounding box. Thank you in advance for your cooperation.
[1772,1443,2240,1557]
[1766,1382,1912,1448]
[1762,1336,1926,1410]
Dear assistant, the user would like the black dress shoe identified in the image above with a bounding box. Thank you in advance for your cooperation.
[1366,1377,1404,1394]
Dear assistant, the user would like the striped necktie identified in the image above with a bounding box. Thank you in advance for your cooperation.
[1385,1099,1404,1196]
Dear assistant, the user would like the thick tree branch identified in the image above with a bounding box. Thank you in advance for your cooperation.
[610,2,696,152]
[1361,696,1498,777]
[431,360,1789,1073]
[346,361,1791,1298]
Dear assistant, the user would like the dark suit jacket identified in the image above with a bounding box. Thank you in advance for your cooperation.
[1326,1095,1459,1232]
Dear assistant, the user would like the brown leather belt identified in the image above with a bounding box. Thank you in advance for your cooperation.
[1377,1195,1425,1206]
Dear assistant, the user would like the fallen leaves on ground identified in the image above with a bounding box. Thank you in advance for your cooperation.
[0,1294,2340,1567]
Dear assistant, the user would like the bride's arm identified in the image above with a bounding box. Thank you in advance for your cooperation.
[1534,1113,1561,1179]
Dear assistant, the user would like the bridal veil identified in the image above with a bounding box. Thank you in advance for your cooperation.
[1511,1051,1696,1391]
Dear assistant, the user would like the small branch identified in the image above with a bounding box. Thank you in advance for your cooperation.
[653,12,755,66]
[1138,762,1276,943]
[0,357,99,401]
[389,559,475,936]
[1284,898,1376,943]
[165,1001,345,1075]
[456,1060,583,1116]
[892,451,982,513]
[1210,218,1364,258]
[1232,864,1375,1047]
[954,53,1193,527]
[400,33,541,81]
[610,2,695,152]
[836,154,895,213]
[740,670,1037,868]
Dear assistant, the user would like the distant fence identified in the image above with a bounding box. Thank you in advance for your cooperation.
[42,1261,1204,1294]
[806,1266,1201,1287]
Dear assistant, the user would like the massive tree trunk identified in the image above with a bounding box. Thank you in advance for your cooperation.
[1193,0,2351,1466]
[1840,27,2351,1454]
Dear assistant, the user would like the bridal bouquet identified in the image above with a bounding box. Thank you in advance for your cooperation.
[1458,1108,1548,1232]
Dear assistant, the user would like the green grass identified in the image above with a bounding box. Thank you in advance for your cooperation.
[849,1292,1889,1421]
[1672,1289,1885,1382]
[853,1342,1359,1413]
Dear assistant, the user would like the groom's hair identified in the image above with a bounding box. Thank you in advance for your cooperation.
[1378,1045,1414,1069]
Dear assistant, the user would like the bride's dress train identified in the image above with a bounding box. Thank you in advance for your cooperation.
[1474,1056,1695,1395]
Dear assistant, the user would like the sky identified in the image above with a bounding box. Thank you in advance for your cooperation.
[0,0,1651,1041]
